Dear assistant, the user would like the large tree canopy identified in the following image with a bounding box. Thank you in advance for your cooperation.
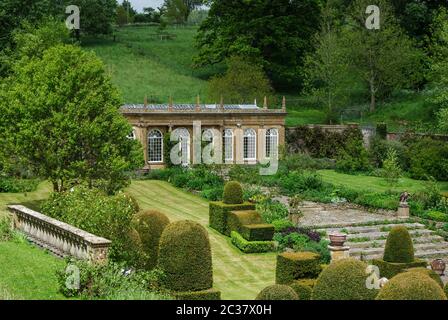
[1,44,143,193]
[195,0,323,90]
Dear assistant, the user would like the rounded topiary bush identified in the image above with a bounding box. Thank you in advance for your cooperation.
[255,285,299,300]
[223,181,243,205]
[376,271,447,300]
[290,279,315,300]
[133,210,170,270]
[405,267,444,288]
[312,258,378,300]
[383,226,414,263]
[158,220,213,292]
[445,283,448,297]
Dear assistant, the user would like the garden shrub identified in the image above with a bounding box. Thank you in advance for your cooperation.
[56,259,169,300]
[371,259,427,279]
[254,196,289,223]
[41,186,142,265]
[445,283,448,297]
[376,123,387,140]
[376,271,447,300]
[240,224,275,241]
[275,252,322,284]
[404,267,444,288]
[200,186,224,201]
[132,210,170,270]
[255,284,299,300]
[209,201,255,235]
[272,219,295,232]
[383,226,415,263]
[336,135,371,174]
[408,138,448,181]
[369,137,409,169]
[289,279,315,300]
[279,171,324,195]
[230,231,276,253]
[425,210,448,222]
[158,220,213,292]
[312,258,378,300]
[227,210,274,241]
[223,181,243,204]
[173,288,221,300]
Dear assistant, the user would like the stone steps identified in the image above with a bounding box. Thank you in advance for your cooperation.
[317,221,448,263]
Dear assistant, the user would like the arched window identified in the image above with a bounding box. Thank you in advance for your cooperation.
[175,128,190,165]
[148,129,163,163]
[243,129,257,161]
[265,128,278,159]
[223,129,233,162]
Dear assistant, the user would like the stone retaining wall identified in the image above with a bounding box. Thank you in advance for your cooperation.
[7,205,111,264]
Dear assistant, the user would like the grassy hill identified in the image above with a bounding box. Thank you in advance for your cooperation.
[84,26,437,130]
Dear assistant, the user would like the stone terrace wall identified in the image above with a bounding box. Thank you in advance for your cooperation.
[8,205,111,264]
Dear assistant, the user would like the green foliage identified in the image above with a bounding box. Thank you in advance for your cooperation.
[0,178,39,193]
[369,137,409,170]
[336,138,371,174]
[371,259,427,279]
[425,210,448,222]
[279,171,324,195]
[195,0,322,89]
[208,201,255,235]
[312,258,378,300]
[56,259,169,300]
[41,186,142,265]
[383,226,415,263]
[230,231,275,254]
[381,148,402,187]
[0,216,25,243]
[173,288,221,300]
[289,279,315,300]
[271,219,295,232]
[208,56,275,104]
[158,220,213,292]
[376,271,447,300]
[408,138,448,181]
[239,222,274,242]
[376,123,388,139]
[223,181,243,205]
[164,0,188,25]
[275,252,322,284]
[133,210,170,270]
[1,44,144,194]
[254,197,289,224]
[405,267,444,288]
[255,284,299,301]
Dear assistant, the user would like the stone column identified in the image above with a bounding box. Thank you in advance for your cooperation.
[329,245,350,262]
[192,121,202,165]
[135,126,148,166]
[257,127,266,162]
[234,127,244,164]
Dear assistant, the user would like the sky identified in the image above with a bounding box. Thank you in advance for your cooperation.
[120,0,164,13]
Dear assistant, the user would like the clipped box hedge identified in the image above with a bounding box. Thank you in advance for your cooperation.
[371,258,427,279]
[174,288,222,300]
[240,223,275,241]
[276,252,322,285]
[289,279,316,300]
[209,202,255,235]
[230,231,275,253]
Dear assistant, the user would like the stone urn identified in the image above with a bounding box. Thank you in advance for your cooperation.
[430,259,446,276]
[329,233,347,247]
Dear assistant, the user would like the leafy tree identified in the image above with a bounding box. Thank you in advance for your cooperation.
[207,56,275,105]
[195,0,322,90]
[344,0,423,111]
[381,148,402,188]
[63,0,117,37]
[1,45,144,193]
[116,6,129,26]
[164,0,188,24]
[303,2,359,123]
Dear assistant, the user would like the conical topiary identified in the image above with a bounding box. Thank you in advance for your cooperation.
[383,226,415,263]
[223,181,243,204]
[133,210,170,270]
[158,220,213,292]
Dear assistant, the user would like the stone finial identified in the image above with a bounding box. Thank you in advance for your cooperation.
[282,96,286,111]
[263,96,268,109]
[254,98,257,106]
[169,96,173,112]
[144,95,148,107]
[196,95,201,112]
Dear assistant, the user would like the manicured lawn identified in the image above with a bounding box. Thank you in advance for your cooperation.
[126,180,276,300]
[318,170,448,193]
[0,241,66,300]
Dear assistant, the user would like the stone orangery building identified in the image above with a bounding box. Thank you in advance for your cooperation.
[120,98,287,170]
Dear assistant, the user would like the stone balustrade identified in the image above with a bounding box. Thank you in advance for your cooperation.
[7,205,111,264]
